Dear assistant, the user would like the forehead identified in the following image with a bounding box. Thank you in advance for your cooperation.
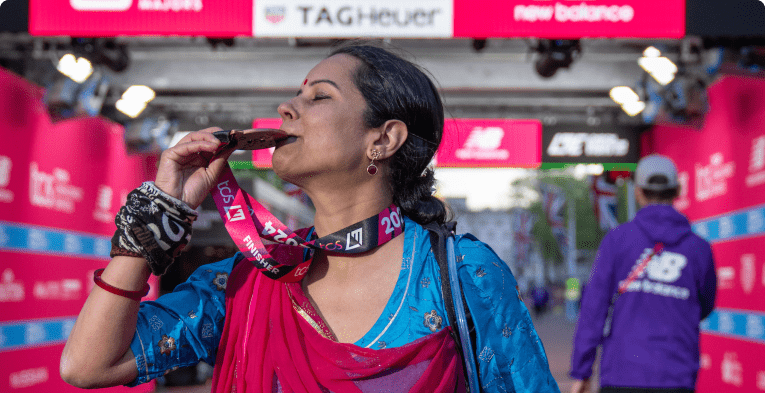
[305,54,361,89]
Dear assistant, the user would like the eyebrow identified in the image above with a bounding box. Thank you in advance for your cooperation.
[296,79,340,96]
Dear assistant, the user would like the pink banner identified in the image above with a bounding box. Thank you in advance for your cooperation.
[0,68,157,392]
[29,0,252,36]
[29,0,684,39]
[453,0,685,39]
[438,118,541,168]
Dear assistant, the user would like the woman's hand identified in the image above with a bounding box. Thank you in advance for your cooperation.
[154,127,235,209]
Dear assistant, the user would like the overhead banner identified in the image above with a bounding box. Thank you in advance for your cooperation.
[541,124,640,165]
[641,75,765,393]
[29,0,252,36]
[453,0,685,38]
[252,118,541,168]
[30,0,683,38]
[0,68,157,392]
[253,0,454,38]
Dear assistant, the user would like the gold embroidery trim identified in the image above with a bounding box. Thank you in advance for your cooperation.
[285,284,334,340]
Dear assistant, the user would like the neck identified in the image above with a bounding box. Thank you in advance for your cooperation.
[305,183,394,238]
[301,181,401,284]
[640,200,675,208]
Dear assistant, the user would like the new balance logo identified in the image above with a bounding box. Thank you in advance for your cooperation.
[225,205,246,222]
[463,127,504,150]
[346,228,363,250]
[456,127,509,160]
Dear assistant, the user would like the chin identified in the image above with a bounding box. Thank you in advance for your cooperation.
[271,157,303,187]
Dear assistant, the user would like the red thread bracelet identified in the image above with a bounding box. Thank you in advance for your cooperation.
[93,268,150,301]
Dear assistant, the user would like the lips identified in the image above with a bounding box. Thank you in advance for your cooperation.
[275,134,298,148]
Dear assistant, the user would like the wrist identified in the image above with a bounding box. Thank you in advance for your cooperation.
[99,258,151,291]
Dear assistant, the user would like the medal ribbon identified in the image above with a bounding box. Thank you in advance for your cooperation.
[211,164,405,282]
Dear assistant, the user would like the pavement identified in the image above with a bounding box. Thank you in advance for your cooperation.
[159,307,594,393]
[530,307,579,393]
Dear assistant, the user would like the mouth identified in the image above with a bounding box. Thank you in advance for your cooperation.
[275,134,298,148]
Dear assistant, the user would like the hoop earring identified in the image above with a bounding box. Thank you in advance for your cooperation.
[367,150,381,175]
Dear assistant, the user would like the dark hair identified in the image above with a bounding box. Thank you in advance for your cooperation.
[329,44,450,225]
[641,175,679,201]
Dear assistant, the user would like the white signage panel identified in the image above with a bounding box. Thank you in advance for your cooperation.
[254,0,453,38]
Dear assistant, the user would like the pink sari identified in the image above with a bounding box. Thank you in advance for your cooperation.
[212,229,465,393]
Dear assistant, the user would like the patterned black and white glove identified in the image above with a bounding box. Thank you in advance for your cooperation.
[111,182,198,276]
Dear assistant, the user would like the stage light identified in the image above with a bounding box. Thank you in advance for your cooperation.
[56,54,93,83]
[534,40,580,78]
[621,100,646,117]
[115,99,147,118]
[638,46,677,86]
[472,39,487,52]
[609,86,639,105]
[122,85,155,103]
[588,164,605,176]
[115,85,155,118]
[609,86,645,117]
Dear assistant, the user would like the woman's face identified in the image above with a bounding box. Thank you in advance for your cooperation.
[272,54,374,188]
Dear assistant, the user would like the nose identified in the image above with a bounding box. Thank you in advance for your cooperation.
[277,99,297,121]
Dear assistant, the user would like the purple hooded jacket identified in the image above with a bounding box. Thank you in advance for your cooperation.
[570,204,717,389]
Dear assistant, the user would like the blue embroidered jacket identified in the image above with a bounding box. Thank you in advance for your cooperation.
[128,217,560,392]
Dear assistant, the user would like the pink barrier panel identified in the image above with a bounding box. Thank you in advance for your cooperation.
[642,75,765,393]
[0,68,157,392]
[642,76,765,221]
[698,333,765,392]
[710,236,765,314]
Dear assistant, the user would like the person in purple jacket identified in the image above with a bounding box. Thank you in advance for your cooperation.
[569,154,717,393]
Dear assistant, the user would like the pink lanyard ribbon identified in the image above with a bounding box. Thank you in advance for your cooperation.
[211,164,405,282]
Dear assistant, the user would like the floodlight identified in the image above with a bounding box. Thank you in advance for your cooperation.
[638,47,677,86]
[115,99,148,118]
[621,100,646,117]
[115,85,156,118]
[609,86,645,116]
[609,86,640,105]
[56,54,94,83]
[122,85,156,103]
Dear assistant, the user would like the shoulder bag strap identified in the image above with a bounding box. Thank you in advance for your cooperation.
[424,221,480,393]
[602,242,664,337]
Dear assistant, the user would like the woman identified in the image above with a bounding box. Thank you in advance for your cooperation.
[61,44,560,392]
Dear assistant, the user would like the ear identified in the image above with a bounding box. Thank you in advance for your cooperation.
[367,119,408,160]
